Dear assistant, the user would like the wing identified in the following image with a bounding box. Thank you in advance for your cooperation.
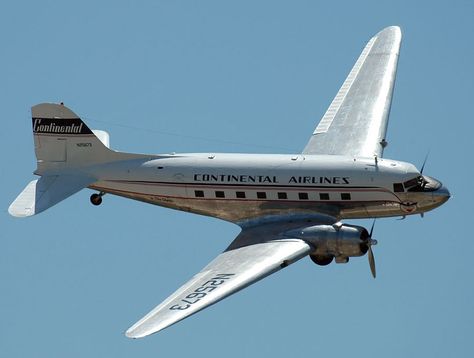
[125,217,325,338]
[303,26,402,158]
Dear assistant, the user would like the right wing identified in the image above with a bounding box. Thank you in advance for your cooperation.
[126,238,311,338]
[125,215,338,338]
[303,26,402,158]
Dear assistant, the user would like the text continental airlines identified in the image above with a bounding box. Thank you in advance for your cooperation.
[194,174,350,185]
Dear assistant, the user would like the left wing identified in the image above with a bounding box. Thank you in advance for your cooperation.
[125,220,317,338]
[302,26,402,158]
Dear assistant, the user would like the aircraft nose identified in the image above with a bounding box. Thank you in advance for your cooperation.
[432,185,451,205]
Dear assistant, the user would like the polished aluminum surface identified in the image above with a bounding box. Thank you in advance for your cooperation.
[303,26,401,157]
[88,154,439,223]
[9,175,96,217]
[9,26,450,339]
[126,238,312,338]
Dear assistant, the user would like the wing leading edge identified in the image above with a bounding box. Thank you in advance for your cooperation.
[303,26,402,158]
[124,216,337,338]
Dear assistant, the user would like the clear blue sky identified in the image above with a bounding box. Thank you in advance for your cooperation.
[2,1,472,357]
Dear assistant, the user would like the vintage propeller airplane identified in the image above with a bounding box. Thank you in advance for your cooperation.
[9,26,450,338]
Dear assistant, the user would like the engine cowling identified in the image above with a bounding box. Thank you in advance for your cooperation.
[287,224,370,264]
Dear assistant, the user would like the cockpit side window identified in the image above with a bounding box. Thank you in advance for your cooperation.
[403,176,423,190]
[401,176,442,193]
[393,183,404,192]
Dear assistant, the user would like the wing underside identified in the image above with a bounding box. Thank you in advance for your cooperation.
[303,26,402,158]
[125,219,319,338]
[125,27,403,338]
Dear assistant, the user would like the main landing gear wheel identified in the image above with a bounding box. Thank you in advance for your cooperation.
[90,192,105,206]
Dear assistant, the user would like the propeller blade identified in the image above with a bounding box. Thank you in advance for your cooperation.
[369,219,376,237]
[420,150,431,174]
[368,246,376,279]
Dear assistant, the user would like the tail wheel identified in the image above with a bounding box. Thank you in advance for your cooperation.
[310,254,334,266]
[90,193,103,206]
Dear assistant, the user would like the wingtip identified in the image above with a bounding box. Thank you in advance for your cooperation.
[380,25,401,33]
[371,26,402,52]
[124,330,140,339]
[387,25,401,32]
[125,326,147,339]
[125,327,165,339]
[376,26,402,40]
[125,324,148,339]
[125,322,167,339]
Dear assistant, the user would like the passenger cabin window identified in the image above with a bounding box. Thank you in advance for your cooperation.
[393,183,404,192]
[195,190,204,198]
[341,193,351,200]
[319,193,329,200]
[257,192,267,199]
[215,191,225,198]
[236,191,246,198]
[298,193,309,200]
[278,192,287,199]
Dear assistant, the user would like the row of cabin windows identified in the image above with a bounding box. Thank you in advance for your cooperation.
[194,190,351,201]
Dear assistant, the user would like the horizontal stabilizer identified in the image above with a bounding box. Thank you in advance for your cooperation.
[9,174,96,217]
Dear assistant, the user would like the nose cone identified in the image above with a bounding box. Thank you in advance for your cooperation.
[432,185,451,205]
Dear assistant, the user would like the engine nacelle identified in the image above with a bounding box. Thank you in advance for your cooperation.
[286,224,370,263]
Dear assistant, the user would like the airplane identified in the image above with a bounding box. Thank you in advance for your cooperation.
[8,26,450,338]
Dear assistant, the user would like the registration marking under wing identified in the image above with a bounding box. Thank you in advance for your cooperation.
[125,239,311,338]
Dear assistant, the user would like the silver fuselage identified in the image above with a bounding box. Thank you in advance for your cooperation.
[87,153,449,223]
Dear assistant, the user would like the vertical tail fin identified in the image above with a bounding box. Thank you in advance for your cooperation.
[32,103,113,172]
[10,103,154,217]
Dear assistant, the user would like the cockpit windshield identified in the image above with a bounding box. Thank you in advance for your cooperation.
[403,176,423,190]
[403,175,442,192]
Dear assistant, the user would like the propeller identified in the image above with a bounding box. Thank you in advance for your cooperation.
[367,220,378,279]
[419,151,431,190]
[420,150,431,174]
